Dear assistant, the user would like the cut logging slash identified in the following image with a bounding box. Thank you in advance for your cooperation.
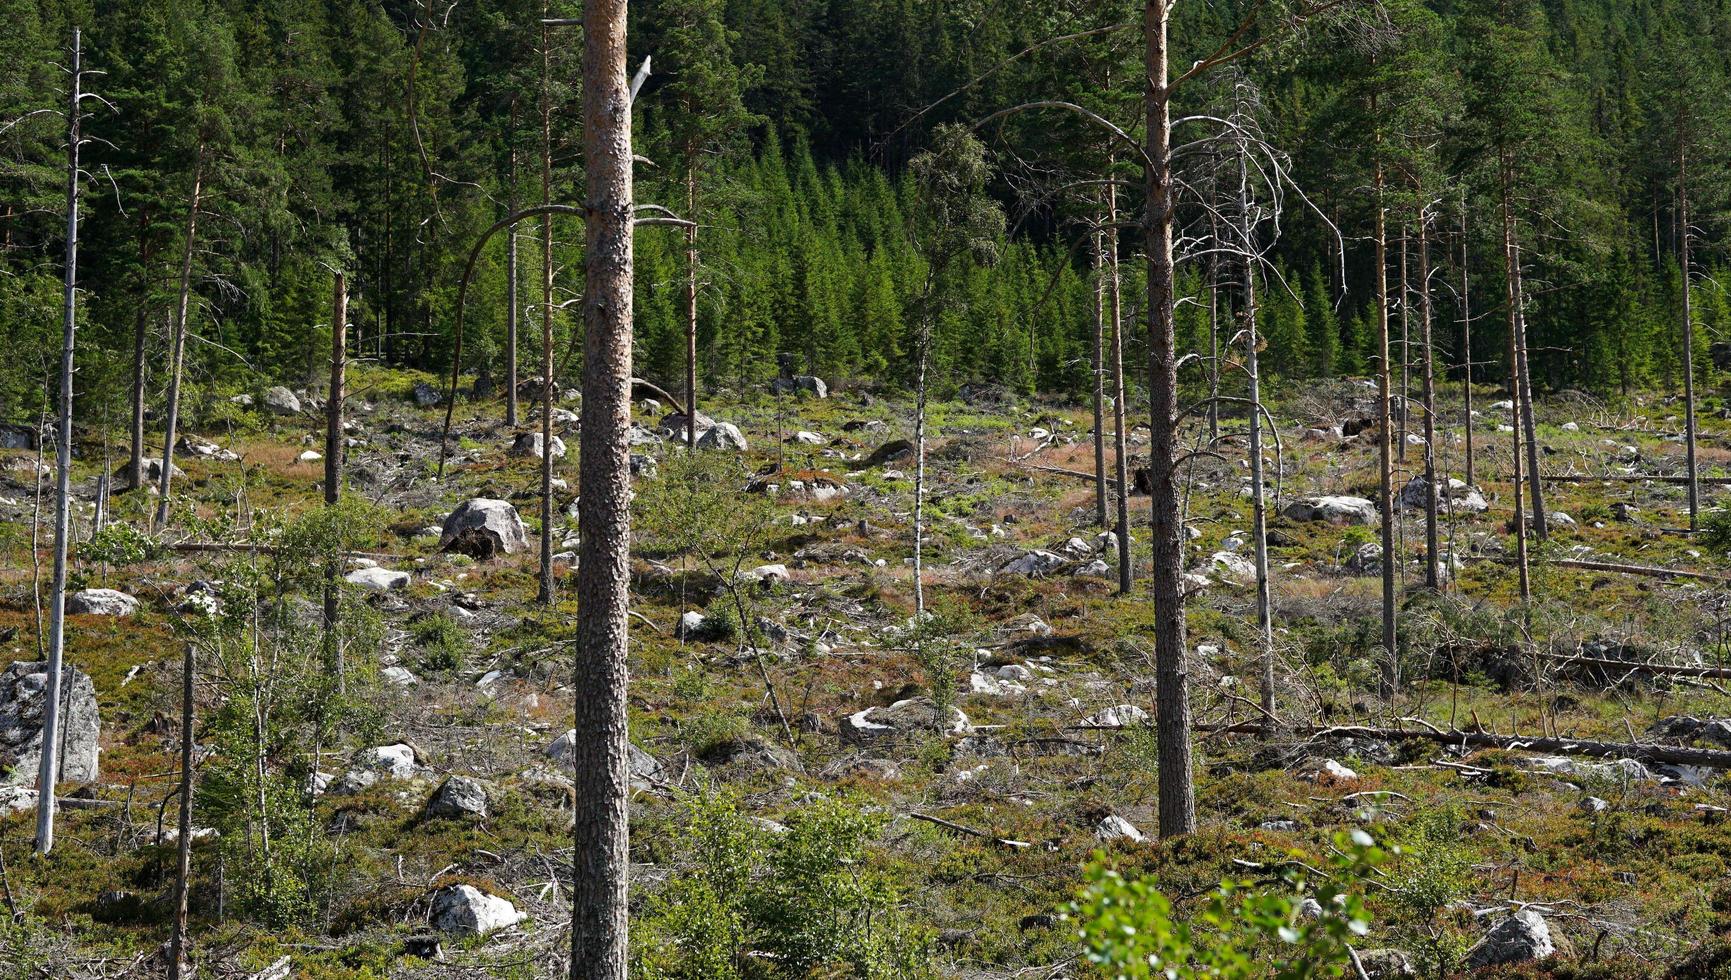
[907,811,1033,849]
[1460,554,1731,585]
[1196,722,1731,771]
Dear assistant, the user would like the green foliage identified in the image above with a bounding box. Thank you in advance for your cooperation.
[1065,829,1386,979]
[410,611,469,674]
[81,521,166,568]
[637,793,932,979]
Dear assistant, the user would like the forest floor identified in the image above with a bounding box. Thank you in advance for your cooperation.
[5,369,1731,978]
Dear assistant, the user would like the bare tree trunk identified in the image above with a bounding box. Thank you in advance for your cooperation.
[1460,194,1474,488]
[1419,216,1440,589]
[1398,229,1410,462]
[1206,209,1221,444]
[506,105,520,426]
[537,22,556,606]
[913,298,932,617]
[1236,129,1276,731]
[1679,124,1699,531]
[1144,0,1194,838]
[36,28,80,856]
[167,642,194,980]
[571,0,633,973]
[1500,157,1532,606]
[1512,216,1545,541]
[153,145,206,532]
[1373,156,1397,701]
[685,167,699,449]
[1091,224,1108,529]
[1107,180,1132,595]
[324,271,346,693]
[127,304,147,490]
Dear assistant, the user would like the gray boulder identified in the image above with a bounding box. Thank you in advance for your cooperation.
[509,431,566,459]
[1397,475,1488,514]
[262,386,301,416]
[999,550,1066,576]
[1462,910,1556,969]
[411,381,443,407]
[67,589,139,616]
[0,660,100,785]
[1282,495,1378,525]
[440,498,531,559]
[697,422,748,451]
[426,775,489,819]
[430,884,526,935]
[345,567,411,592]
[771,375,829,399]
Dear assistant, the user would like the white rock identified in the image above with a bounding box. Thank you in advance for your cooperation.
[298,450,323,463]
[697,422,748,451]
[1314,759,1358,782]
[845,698,970,738]
[1000,550,1066,576]
[381,666,419,687]
[345,567,411,592]
[430,884,526,935]
[1462,910,1555,969]
[67,589,138,617]
[1202,551,1257,587]
[1282,495,1378,525]
[1095,814,1144,843]
[440,498,531,558]
[1082,704,1150,728]
[742,563,789,585]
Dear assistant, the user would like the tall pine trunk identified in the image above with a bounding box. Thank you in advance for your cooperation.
[166,642,194,980]
[324,271,347,692]
[685,167,700,449]
[506,107,520,427]
[1679,122,1699,531]
[1419,217,1440,589]
[1092,224,1108,529]
[1237,129,1276,730]
[537,23,556,606]
[1460,195,1475,488]
[127,303,147,490]
[1501,158,1533,606]
[1144,0,1195,838]
[36,28,81,856]
[1107,179,1132,595]
[571,0,634,973]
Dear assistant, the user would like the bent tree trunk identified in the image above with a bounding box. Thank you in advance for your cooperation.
[571,0,634,975]
[1144,0,1195,838]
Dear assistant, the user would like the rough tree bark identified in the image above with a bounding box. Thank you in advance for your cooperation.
[153,144,206,532]
[1510,192,1545,541]
[570,0,634,973]
[1144,0,1195,838]
[35,27,81,856]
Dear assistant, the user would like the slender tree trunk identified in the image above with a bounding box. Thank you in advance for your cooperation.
[1679,125,1699,531]
[1206,210,1221,444]
[127,303,147,490]
[1108,180,1132,595]
[1419,217,1440,589]
[685,166,699,449]
[537,23,556,606]
[167,642,194,980]
[36,28,80,856]
[913,293,933,618]
[571,0,633,973]
[153,146,206,532]
[1237,131,1276,730]
[1512,216,1545,540]
[1144,0,1195,838]
[324,271,346,693]
[1460,195,1474,488]
[506,105,520,426]
[1373,155,1398,701]
[1501,157,1532,606]
[1397,229,1409,462]
[1091,224,1108,528]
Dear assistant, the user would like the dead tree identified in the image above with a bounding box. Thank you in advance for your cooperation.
[506,100,521,426]
[36,26,85,856]
[152,140,207,532]
[1418,210,1440,589]
[323,269,347,692]
[570,0,634,973]
[1373,144,1398,698]
[1500,155,1533,606]
[537,19,557,606]
[1678,106,1700,531]
[166,642,194,980]
[1091,224,1109,529]
[1106,175,1133,595]
[1459,192,1475,487]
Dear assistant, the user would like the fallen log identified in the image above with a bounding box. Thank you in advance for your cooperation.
[168,542,399,561]
[1539,650,1731,679]
[1199,722,1731,770]
[1462,555,1731,584]
[906,811,1032,849]
[1538,474,1731,485]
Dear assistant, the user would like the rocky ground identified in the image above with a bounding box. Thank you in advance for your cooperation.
[5,368,1731,977]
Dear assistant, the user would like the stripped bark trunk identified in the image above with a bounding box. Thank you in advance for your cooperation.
[1679,118,1699,532]
[1419,217,1440,589]
[36,28,80,855]
[1512,206,1545,541]
[536,22,556,606]
[1459,194,1474,488]
[1373,153,1398,700]
[505,102,520,426]
[1236,128,1276,730]
[1398,229,1409,462]
[1500,155,1532,606]
[685,168,699,449]
[167,642,194,980]
[1107,177,1132,595]
[323,271,346,693]
[1091,223,1108,529]
[571,0,634,972]
[153,144,206,532]
[1144,0,1195,837]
